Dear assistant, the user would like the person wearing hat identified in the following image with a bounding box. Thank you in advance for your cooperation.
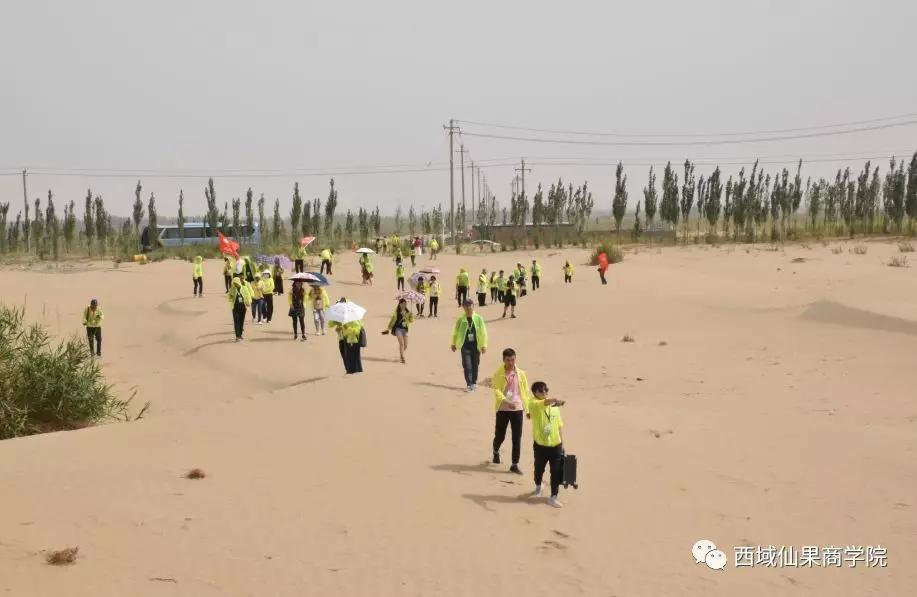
[250,270,265,324]
[259,270,275,323]
[451,299,488,392]
[228,278,252,342]
[427,275,441,317]
[192,256,204,297]
[455,267,470,307]
[82,298,104,357]
[328,297,349,368]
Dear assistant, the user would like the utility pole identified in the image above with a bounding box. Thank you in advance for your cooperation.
[515,158,532,234]
[21,169,29,253]
[443,119,460,245]
[456,144,467,236]
[476,165,482,227]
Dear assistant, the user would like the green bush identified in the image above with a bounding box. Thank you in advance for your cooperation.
[0,305,129,439]
[589,243,624,265]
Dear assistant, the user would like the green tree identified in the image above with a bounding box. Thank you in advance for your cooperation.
[357,207,369,245]
[643,166,658,234]
[885,157,904,231]
[324,178,338,239]
[394,206,403,233]
[632,200,642,241]
[94,196,108,258]
[231,197,241,240]
[63,200,77,253]
[290,183,302,246]
[245,188,254,243]
[132,181,144,242]
[906,151,917,227]
[220,202,229,234]
[371,206,381,237]
[0,203,8,253]
[660,162,679,237]
[311,198,322,236]
[808,179,824,230]
[22,201,30,255]
[177,190,185,245]
[257,193,266,249]
[302,200,312,236]
[408,204,417,235]
[722,176,733,237]
[83,190,94,256]
[272,198,282,246]
[344,209,355,241]
[696,175,706,238]
[204,178,219,237]
[45,190,60,260]
[32,197,45,258]
[148,192,159,250]
[679,160,696,243]
[704,167,723,237]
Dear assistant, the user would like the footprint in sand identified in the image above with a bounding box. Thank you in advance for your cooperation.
[539,540,567,551]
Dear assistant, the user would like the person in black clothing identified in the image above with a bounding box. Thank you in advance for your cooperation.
[289,280,307,341]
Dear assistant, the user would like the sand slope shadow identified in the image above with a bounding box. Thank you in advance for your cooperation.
[462,492,539,512]
[157,297,207,317]
[414,381,467,392]
[430,462,494,475]
[801,300,917,337]
[182,336,291,356]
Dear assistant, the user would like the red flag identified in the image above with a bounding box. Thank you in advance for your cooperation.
[218,232,240,257]
[299,235,316,248]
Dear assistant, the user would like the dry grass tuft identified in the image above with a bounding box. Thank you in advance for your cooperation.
[851,245,868,255]
[791,257,806,263]
[185,468,206,479]
[45,547,79,566]
[888,256,909,268]
[898,241,914,253]
[621,334,635,343]
[658,340,668,346]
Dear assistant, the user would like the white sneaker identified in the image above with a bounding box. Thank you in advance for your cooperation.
[466,385,474,393]
[548,496,564,508]
[471,384,477,391]
[531,485,543,498]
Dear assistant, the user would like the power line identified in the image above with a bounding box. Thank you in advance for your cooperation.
[460,119,917,147]
[456,111,917,139]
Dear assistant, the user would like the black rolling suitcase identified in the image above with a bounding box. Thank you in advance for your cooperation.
[561,454,578,489]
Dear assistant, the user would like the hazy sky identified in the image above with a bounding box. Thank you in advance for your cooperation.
[3,0,916,219]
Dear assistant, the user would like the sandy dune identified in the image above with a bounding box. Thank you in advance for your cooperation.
[1,240,915,596]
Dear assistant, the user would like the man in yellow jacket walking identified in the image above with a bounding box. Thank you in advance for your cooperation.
[490,347,532,474]
[451,299,488,392]
[82,298,104,357]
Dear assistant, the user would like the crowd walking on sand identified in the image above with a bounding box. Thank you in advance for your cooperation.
[83,234,593,507]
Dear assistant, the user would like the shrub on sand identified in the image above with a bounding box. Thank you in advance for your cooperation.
[0,305,128,439]
[888,256,909,268]
[898,241,914,253]
[46,547,79,566]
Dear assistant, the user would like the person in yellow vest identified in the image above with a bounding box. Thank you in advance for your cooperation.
[427,275,442,317]
[341,319,365,374]
[386,298,414,364]
[359,252,374,285]
[415,275,427,317]
[455,267,470,307]
[476,269,489,306]
[563,260,574,283]
[496,270,507,303]
[396,259,406,291]
[527,380,566,507]
[502,276,517,319]
[308,284,330,335]
[260,270,275,323]
[451,299,488,392]
[489,271,499,303]
[293,244,307,274]
[490,347,532,474]
[223,256,233,293]
[429,237,440,260]
[251,270,265,324]
[82,298,104,357]
[515,263,528,297]
[320,247,333,275]
[328,298,348,367]
[228,277,253,342]
[272,257,285,295]
[192,255,204,297]
[531,259,542,291]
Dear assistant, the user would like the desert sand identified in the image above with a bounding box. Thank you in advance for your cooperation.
[1,240,916,596]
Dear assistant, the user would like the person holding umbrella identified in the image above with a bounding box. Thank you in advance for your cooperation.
[308,283,330,335]
[455,267,470,307]
[228,277,252,342]
[327,299,367,374]
[451,299,488,392]
[386,298,414,364]
[82,298,104,357]
[288,279,307,341]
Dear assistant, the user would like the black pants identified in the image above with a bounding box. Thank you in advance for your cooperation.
[344,342,363,374]
[460,346,480,387]
[294,259,304,273]
[224,274,231,293]
[456,286,468,307]
[86,327,102,356]
[410,254,416,266]
[428,296,439,317]
[397,277,405,291]
[564,274,572,283]
[273,275,284,294]
[252,298,263,321]
[493,410,524,465]
[338,339,347,368]
[477,292,486,307]
[193,277,203,296]
[263,295,274,322]
[232,302,247,339]
[490,287,498,302]
[532,275,540,290]
[292,311,305,337]
[599,270,607,285]
[533,442,564,496]
[497,290,504,303]
[321,259,332,275]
